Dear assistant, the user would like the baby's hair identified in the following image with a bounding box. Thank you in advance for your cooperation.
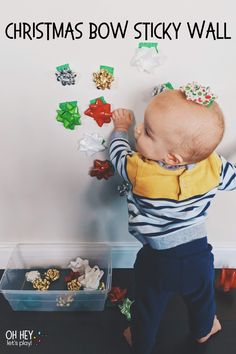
[148,89,225,164]
[178,100,225,163]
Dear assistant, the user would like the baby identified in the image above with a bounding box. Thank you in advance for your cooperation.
[109,87,235,354]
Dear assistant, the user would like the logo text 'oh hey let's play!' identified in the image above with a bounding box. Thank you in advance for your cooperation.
[5,329,46,348]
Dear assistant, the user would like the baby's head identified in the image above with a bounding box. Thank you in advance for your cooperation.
[135,89,225,165]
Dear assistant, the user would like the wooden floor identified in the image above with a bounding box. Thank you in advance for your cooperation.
[0,269,236,354]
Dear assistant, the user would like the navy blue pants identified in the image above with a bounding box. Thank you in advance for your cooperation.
[130,237,215,354]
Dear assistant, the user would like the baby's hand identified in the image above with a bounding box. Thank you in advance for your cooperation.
[112,109,133,132]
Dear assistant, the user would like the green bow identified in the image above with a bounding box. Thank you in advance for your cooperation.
[118,297,134,321]
[56,101,81,130]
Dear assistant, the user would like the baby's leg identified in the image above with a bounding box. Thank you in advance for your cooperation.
[129,288,172,354]
[123,326,132,347]
[182,245,220,342]
[197,315,221,343]
[127,246,174,354]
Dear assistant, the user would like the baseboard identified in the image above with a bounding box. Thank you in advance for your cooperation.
[0,242,236,269]
[0,242,141,269]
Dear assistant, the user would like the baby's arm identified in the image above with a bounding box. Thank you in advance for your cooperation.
[109,109,138,184]
[218,155,236,191]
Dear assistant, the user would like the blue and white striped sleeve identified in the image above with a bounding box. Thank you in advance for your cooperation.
[109,131,138,184]
[218,155,236,191]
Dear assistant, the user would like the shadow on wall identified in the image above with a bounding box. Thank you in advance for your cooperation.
[78,173,129,242]
[77,119,139,243]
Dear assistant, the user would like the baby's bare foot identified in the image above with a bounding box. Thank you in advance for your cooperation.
[123,326,132,347]
[197,316,222,343]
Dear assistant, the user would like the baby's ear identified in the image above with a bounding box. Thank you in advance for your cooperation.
[165,153,184,166]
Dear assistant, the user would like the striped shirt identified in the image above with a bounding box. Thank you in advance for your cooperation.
[109,131,236,249]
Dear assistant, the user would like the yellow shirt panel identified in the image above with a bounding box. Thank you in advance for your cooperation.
[126,153,140,185]
[129,152,222,200]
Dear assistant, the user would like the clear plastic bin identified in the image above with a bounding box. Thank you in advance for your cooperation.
[0,243,112,312]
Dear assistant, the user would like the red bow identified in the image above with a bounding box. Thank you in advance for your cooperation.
[84,98,112,127]
[216,268,236,292]
[108,287,128,303]
[64,271,81,283]
[89,159,114,180]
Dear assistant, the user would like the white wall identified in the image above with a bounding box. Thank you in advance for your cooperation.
[0,0,236,265]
